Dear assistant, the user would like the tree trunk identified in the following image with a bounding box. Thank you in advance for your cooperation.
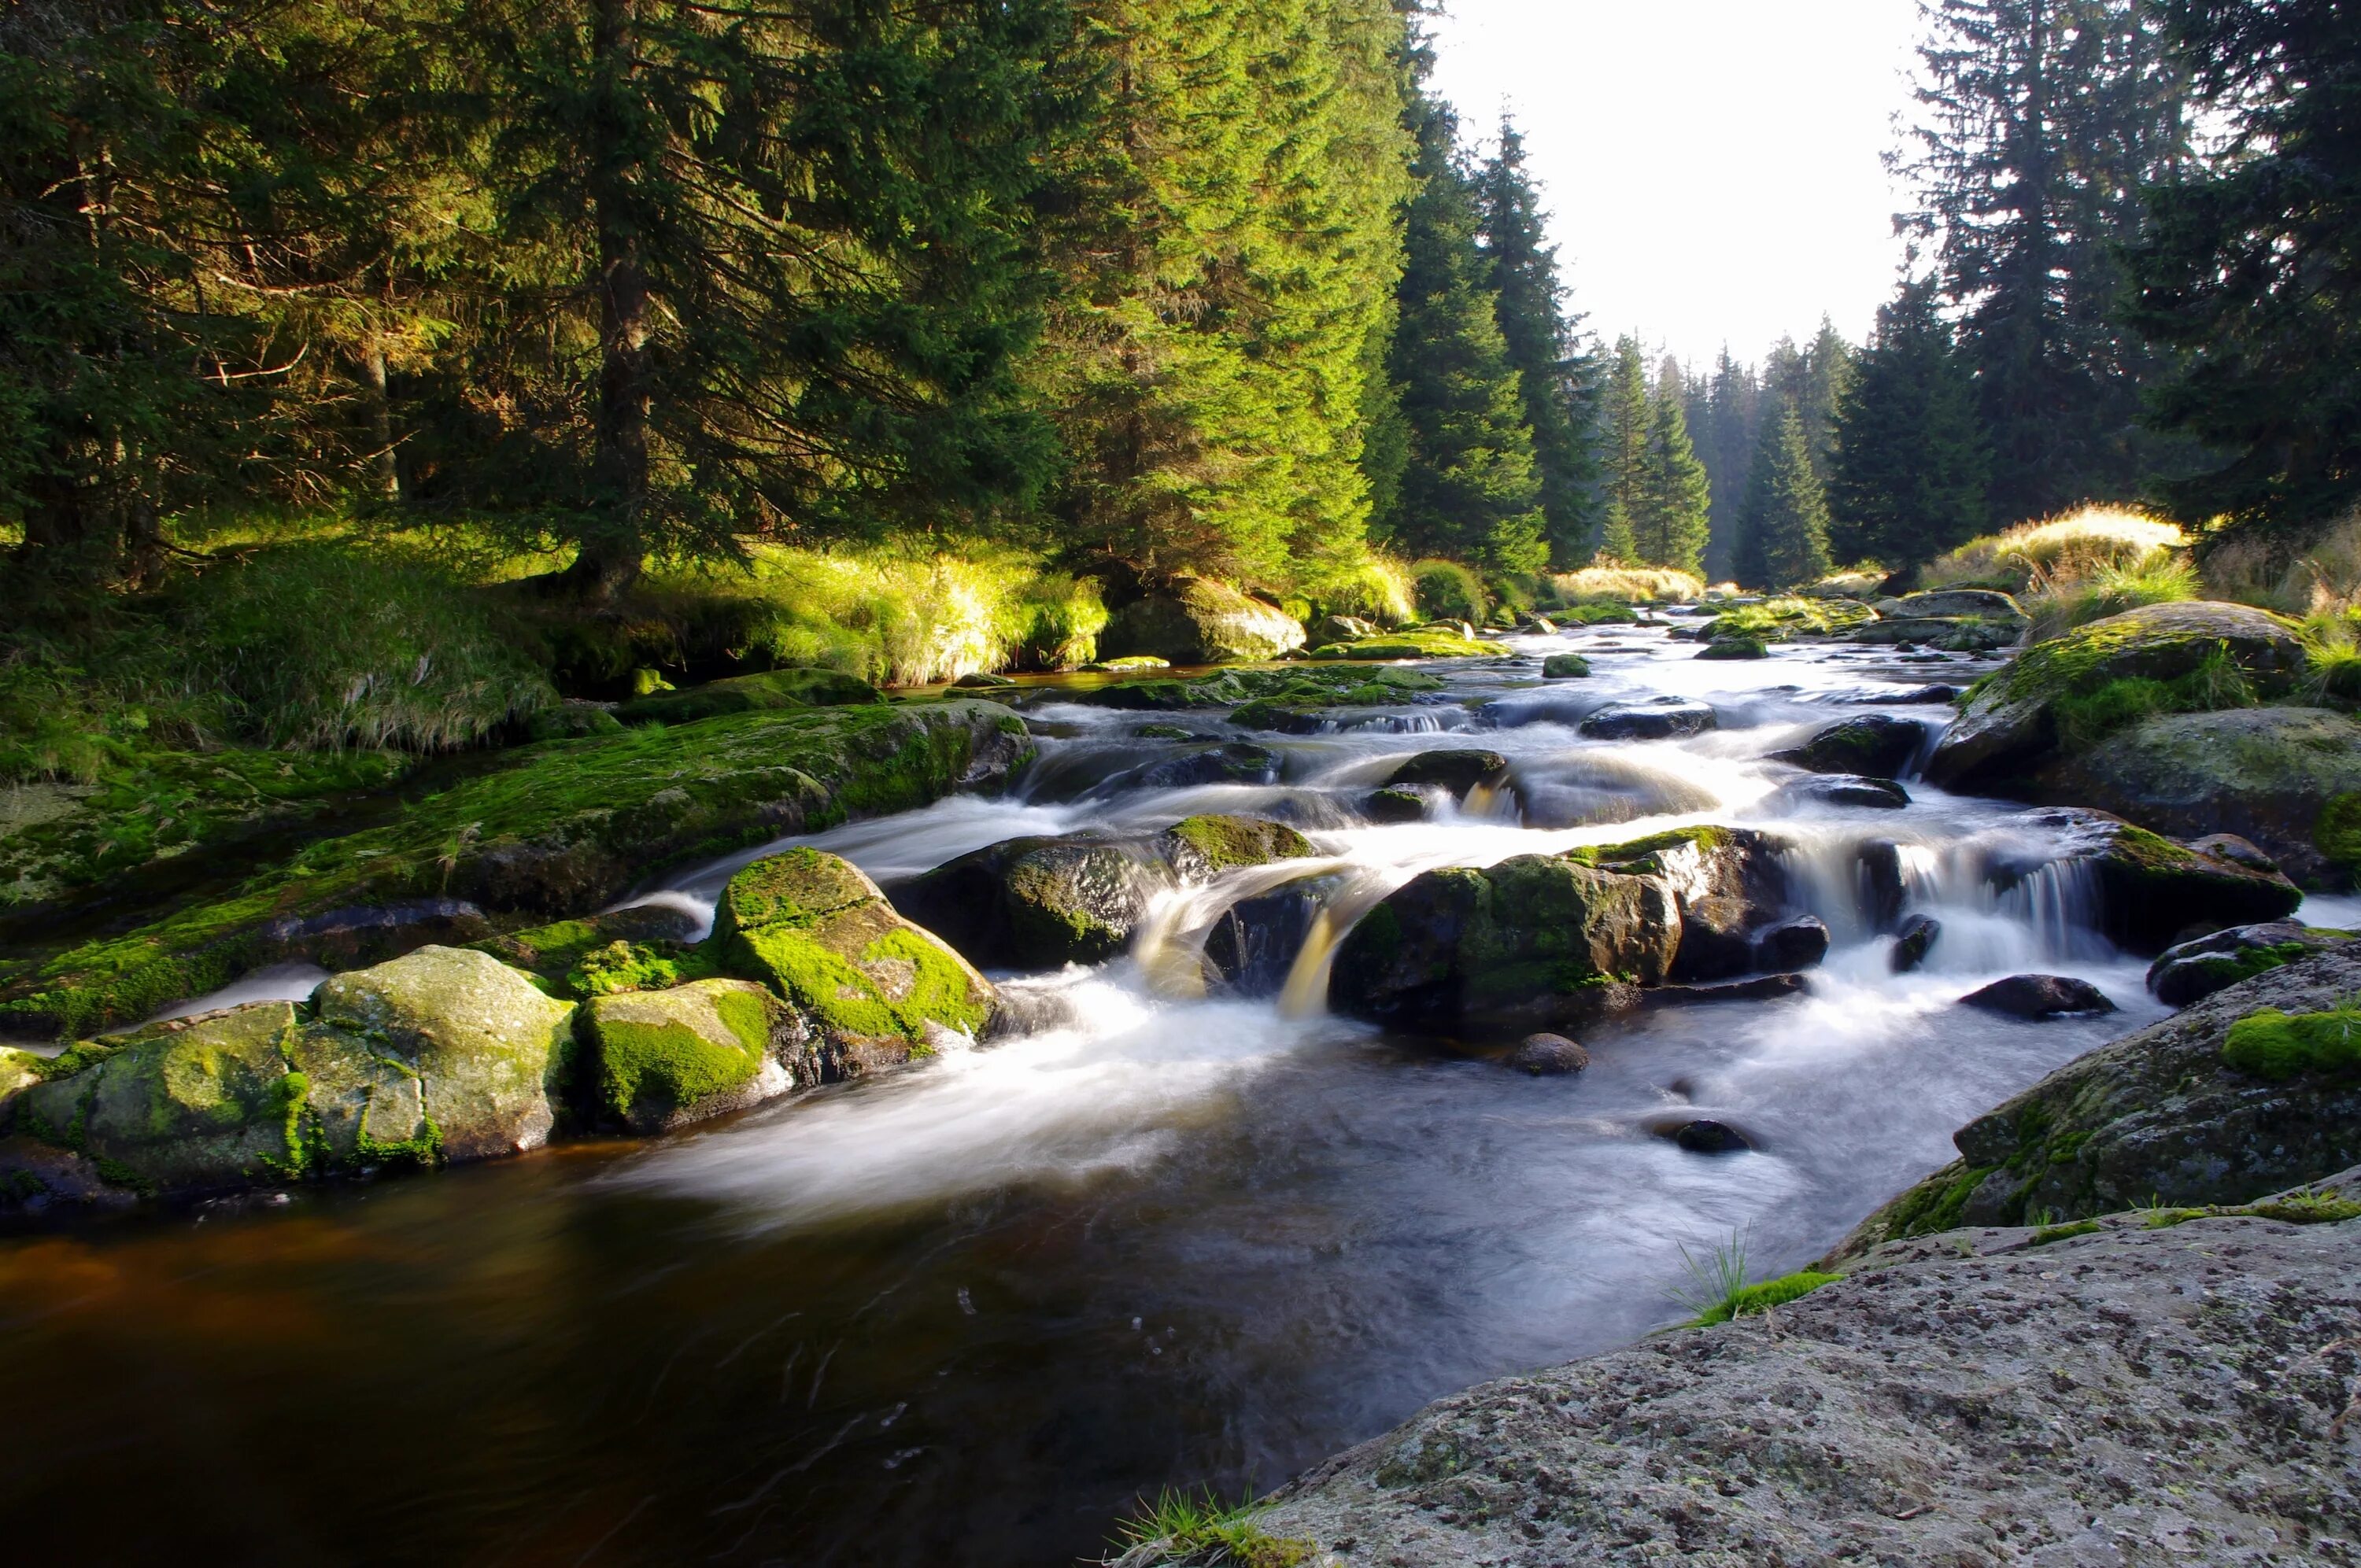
[360,343,401,502]
[571,0,652,603]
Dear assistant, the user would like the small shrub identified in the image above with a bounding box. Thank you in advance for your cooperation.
[1923,507,2185,593]
[1305,552,1415,626]
[1112,1488,1313,1568]
[1410,559,1488,624]
[1553,565,1703,603]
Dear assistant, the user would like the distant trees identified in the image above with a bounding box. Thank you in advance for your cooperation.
[1738,402,1834,588]
[1828,276,1990,567]
[1635,372,1710,575]
[2126,0,2361,537]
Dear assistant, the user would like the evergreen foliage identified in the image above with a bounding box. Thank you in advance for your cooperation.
[1595,336,1650,563]
[1899,0,2192,527]
[1738,402,1833,588]
[1829,276,1990,567]
[1634,382,1711,575]
[2126,0,2361,537]
[1376,89,1546,574]
[1477,121,1601,566]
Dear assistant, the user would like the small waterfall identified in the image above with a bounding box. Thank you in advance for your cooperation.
[1774,825,2112,968]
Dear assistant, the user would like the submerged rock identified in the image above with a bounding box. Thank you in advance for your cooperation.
[1383,749,1509,798]
[1099,575,1306,664]
[1131,741,1282,790]
[1507,1033,1588,1075]
[893,815,1313,972]
[716,848,995,1071]
[1769,713,1925,777]
[1361,786,1430,823]
[1765,773,1910,811]
[1661,1117,1753,1153]
[2145,921,2349,1007]
[581,979,807,1133]
[1890,913,1940,972]
[1838,943,2361,1249]
[1958,972,2116,1019]
[1576,699,1717,740]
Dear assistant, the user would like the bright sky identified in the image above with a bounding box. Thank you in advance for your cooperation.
[1425,0,1923,370]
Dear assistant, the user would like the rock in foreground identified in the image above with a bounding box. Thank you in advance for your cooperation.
[1136,1174,2361,1567]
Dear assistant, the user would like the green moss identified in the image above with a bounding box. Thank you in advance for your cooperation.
[1540,653,1590,677]
[734,924,984,1045]
[2316,791,2361,875]
[1882,1163,1997,1242]
[1698,635,1769,659]
[1568,825,1730,870]
[2027,1219,2102,1245]
[2147,1191,2361,1227]
[2050,649,2259,749]
[2222,1004,2361,1080]
[1163,814,1314,872]
[1555,603,1637,625]
[1690,1270,1840,1326]
[567,939,715,998]
[593,994,767,1124]
[1698,597,1875,644]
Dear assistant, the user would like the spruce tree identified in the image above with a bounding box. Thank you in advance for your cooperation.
[1633,386,1711,575]
[1738,402,1833,588]
[1700,349,1758,581]
[1828,276,1989,567]
[1595,335,1650,562]
[2126,0,2361,534]
[1374,90,1546,573]
[1799,317,1856,484]
[1477,120,1599,566]
[1901,0,2191,526]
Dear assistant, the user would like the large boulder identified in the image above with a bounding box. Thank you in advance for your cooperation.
[2146,921,2352,1007]
[1926,600,2306,791]
[580,979,809,1133]
[1877,588,2027,622]
[2019,807,2302,953]
[2049,706,2361,887]
[1833,941,2361,1252]
[1100,575,1306,664]
[1328,854,1677,1035]
[892,816,1310,971]
[308,946,578,1164]
[715,849,994,1071]
[5,1002,309,1195]
[1768,714,1926,777]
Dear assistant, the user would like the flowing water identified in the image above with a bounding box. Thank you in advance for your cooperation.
[0,620,2202,1565]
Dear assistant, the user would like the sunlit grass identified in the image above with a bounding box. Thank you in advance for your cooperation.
[1922,506,2187,592]
[1552,564,1703,604]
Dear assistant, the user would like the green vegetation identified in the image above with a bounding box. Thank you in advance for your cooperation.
[1921,510,2187,596]
[1697,596,1875,644]
[1112,1488,1314,1568]
[2051,648,2260,749]
[1734,404,1834,588]
[1669,1231,1840,1327]
[2222,1005,2361,1081]
[1827,277,1988,569]
[2146,1190,2361,1229]
[2027,1219,2103,1246]
[589,983,774,1127]
[2023,556,2200,641]
[1409,560,1489,624]
[1163,815,1314,873]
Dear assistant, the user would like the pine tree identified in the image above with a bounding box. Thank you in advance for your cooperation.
[2126,0,2361,535]
[1633,384,1711,574]
[1477,120,1599,567]
[1901,0,2191,526]
[1699,349,1757,581]
[1799,317,1856,484]
[1374,89,1546,573]
[1044,0,1413,585]
[1738,402,1833,588]
[1595,335,1650,562]
[1829,275,1990,567]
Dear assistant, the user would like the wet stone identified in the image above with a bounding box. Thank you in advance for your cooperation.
[1508,1034,1589,1076]
[1960,974,2118,1019]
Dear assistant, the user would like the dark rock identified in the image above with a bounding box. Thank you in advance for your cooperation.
[1362,787,1430,824]
[1668,895,1756,982]
[951,671,1016,688]
[2023,807,2303,954]
[1642,974,1810,1006]
[1842,684,1960,705]
[1384,749,1509,797]
[1754,915,1830,972]
[1767,773,1910,812]
[2145,921,2352,1007]
[1663,1118,1753,1153]
[1134,741,1282,790]
[1508,1033,1590,1075]
[1958,973,2117,1019]
[2186,832,2279,875]
[1577,700,1718,740]
[1769,713,1925,777]
[1202,874,1344,997]
[1881,588,2026,620]
[1890,913,1940,973]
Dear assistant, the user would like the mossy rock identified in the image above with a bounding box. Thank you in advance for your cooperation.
[1159,814,1316,876]
[1384,751,1509,798]
[471,905,707,998]
[1,700,1029,1043]
[526,702,625,741]
[1927,601,2304,792]
[582,979,804,1133]
[718,849,993,1067]
[1328,853,1680,1035]
[2025,807,2301,953]
[1099,576,1306,664]
[1698,636,1768,660]
[7,1002,307,1195]
[1540,653,1591,678]
[617,667,885,725]
[1334,629,1493,660]
[2147,921,2349,1006]
[1769,714,1926,778]
[2221,1004,2361,1081]
[309,946,578,1164]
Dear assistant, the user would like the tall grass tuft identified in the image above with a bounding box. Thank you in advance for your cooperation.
[1551,564,1703,603]
[1305,551,1415,626]
[2021,555,2201,640]
[1922,506,2186,593]
[1110,1488,1311,1568]
[1410,559,1489,623]
[2202,506,2361,618]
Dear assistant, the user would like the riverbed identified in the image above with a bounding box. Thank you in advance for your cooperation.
[0,618,2196,1565]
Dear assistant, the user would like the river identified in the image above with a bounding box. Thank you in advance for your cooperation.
[0,616,2218,1565]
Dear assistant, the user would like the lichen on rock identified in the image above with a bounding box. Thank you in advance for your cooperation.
[582,978,806,1132]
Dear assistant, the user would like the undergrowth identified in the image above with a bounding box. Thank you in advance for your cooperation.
[1112,1488,1313,1567]
[1553,564,1703,604]
[2050,647,2259,749]
[2021,555,2200,640]
[1922,507,2185,593]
